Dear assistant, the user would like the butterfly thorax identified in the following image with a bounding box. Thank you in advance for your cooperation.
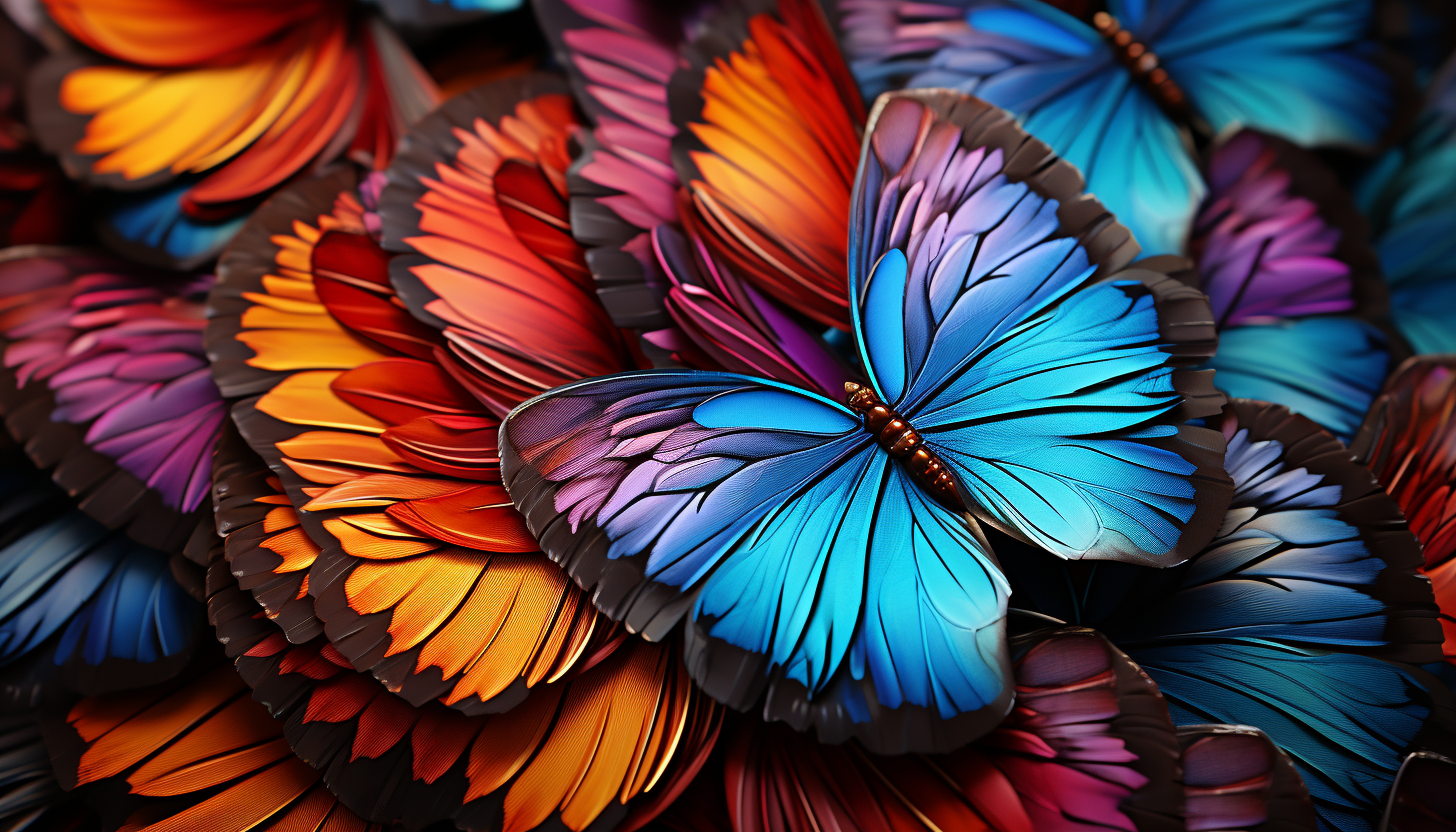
[1093,12,1190,119]
[844,382,965,512]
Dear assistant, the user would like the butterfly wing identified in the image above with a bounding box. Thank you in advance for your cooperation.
[1194,130,1386,328]
[1356,81,1456,355]
[723,626,1184,832]
[27,2,437,215]
[849,91,1228,566]
[209,168,599,715]
[1193,130,1395,444]
[1205,316,1393,443]
[1177,725,1317,831]
[43,661,386,832]
[838,0,1204,255]
[96,181,249,271]
[0,249,224,553]
[1352,357,1456,668]
[1003,400,1447,831]
[209,422,324,644]
[1132,0,1392,149]
[208,564,719,832]
[501,369,1012,754]
[535,0,690,329]
[0,455,200,701]
[378,74,636,417]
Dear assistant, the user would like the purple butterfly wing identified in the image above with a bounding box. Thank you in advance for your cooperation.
[537,0,691,328]
[1194,130,1400,442]
[0,248,224,552]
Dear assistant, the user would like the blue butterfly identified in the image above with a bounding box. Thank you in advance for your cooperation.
[999,399,1448,832]
[839,0,1391,255]
[499,91,1232,754]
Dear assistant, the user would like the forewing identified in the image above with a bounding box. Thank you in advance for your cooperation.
[668,0,866,330]
[378,74,636,416]
[838,0,1203,254]
[1143,0,1392,148]
[0,248,224,553]
[850,91,1228,566]
[501,370,1012,753]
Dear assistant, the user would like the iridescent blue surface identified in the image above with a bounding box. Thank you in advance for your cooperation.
[848,0,1390,255]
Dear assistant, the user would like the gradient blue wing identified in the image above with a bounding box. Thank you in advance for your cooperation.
[99,182,247,271]
[0,497,199,696]
[1002,400,1445,832]
[849,91,1228,566]
[1356,89,1456,355]
[1132,0,1392,148]
[500,369,1012,753]
[840,0,1203,254]
[1207,317,1392,442]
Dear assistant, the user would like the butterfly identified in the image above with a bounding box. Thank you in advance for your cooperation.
[836,0,1391,256]
[500,89,1233,755]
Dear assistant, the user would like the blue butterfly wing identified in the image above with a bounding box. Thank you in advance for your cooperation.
[842,0,1204,254]
[1139,0,1391,148]
[849,91,1229,566]
[0,498,199,697]
[1356,99,1456,355]
[99,182,247,271]
[1206,317,1392,443]
[500,369,1012,753]
[1005,400,1445,831]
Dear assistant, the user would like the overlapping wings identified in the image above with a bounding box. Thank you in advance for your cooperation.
[1001,400,1449,830]
[44,661,387,832]
[1194,131,1397,443]
[0,249,224,552]
[723,627,1185,832]
[27,0,439,264]
[1354,357,1456,668]
[209,165,598,713]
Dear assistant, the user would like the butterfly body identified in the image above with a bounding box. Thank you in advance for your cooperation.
[1090,11,1190,118]
[844,381,964,511]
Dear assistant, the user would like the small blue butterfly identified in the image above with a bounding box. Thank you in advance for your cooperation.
[840,0,1391,255]
[499,91,1232,754]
